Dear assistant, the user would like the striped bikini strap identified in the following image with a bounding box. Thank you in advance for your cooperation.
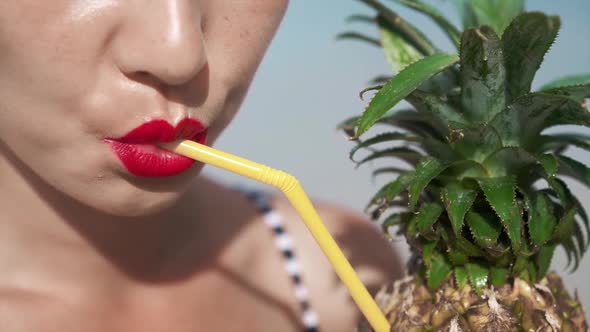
[243,190,320,332]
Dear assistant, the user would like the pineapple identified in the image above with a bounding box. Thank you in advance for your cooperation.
[339,0,590,330]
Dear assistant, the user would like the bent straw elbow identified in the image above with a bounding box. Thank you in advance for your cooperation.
[258,166,298,194]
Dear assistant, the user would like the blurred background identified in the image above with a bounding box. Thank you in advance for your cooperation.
[203,0,590,315]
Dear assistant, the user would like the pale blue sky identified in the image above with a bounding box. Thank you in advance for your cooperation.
[204,0,590,313]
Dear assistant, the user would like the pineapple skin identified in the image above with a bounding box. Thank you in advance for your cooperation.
[358,272,587,332]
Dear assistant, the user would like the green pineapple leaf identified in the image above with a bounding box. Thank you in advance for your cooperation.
[447,250,469,266]
[342,109,446,140]
[525,260,538,282]
[539,133,590,154]
[355,146,423,168]
[451,125,503,163]
[478,177,522,252]
[339,109,441,138]
[460,26,506,123]
[533,97,590,136]
[427,251,453,290]
[556,155,590,188]
[415,202,445,234]
[354,53,459,138]
[466,210,502,248]
[441,182,478,234]
[359,0,437,56]
[366,172,414,210]
[513,255,528,275]
[341,0,590,286]
[502,12,561,101]
[336,31,381,47]
[466,262,489,296]
[345,14,375,24]
[378,110,449,139]
[571,202,590,251]
[490,93,590,148]
[381,212,412,234]
[418,69,461,96]
[360,85,386,100]
[371,167,410,178]
[562,237,580,272]
[406,90,469,132]
[421,239,438,266]
[446,229,486,257]
[391,0,461,48]
[540,83,590,103]
[546,176,575,208]
[423,138,460,164]
[544,177,590,248]
[573,222,586,259]
[380,213,402,228]
[525,192,557,247]
[576,204,590,250]
[381,213,402,234]
[409,157,449,210]
[482,147,535,177]
[377,15,424,73]
[536,244,557,277]
[349,132,420,161]
[366,181,399,212]
[482,147,558,179]
[454,266,469,288]
[338,116,362,137]
[447,160,489,180]
[536,154,559,178]
[540,74,590,91]
[369,75,394,85]
[482,147,558,183]
[554,207,581,271]
[490,267,509,286]
[554,207,579,241]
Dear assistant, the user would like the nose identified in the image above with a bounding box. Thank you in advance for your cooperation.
[112,0,207,87]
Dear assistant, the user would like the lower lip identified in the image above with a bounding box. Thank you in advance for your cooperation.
[104,132,207,177]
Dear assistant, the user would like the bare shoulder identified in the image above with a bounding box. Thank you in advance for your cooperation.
[268,195,404,330]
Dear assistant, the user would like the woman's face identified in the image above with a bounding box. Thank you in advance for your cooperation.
[0,1,288,216]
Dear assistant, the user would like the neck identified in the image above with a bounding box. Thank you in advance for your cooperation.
[0,142,203,287]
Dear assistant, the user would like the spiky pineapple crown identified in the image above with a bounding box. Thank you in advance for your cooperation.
[339,0,590,294]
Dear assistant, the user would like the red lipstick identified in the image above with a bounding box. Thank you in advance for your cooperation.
[103,118,208,177]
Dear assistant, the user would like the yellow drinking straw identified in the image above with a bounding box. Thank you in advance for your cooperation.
[160,140,390,332]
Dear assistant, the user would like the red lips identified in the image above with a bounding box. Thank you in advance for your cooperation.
[104,118,208,177]
[114,118,207,144]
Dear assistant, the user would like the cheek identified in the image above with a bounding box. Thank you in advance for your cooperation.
[0,3,129,210]
[203,0,287,80]
[201,0,288,140]
[0,2,120,148]
[0,2,122,143]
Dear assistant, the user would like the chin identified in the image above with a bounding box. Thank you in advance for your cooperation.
[85,188,185,218]
[75,166,204,218]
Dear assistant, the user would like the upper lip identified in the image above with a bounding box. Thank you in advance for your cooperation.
[106,118,207,144]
